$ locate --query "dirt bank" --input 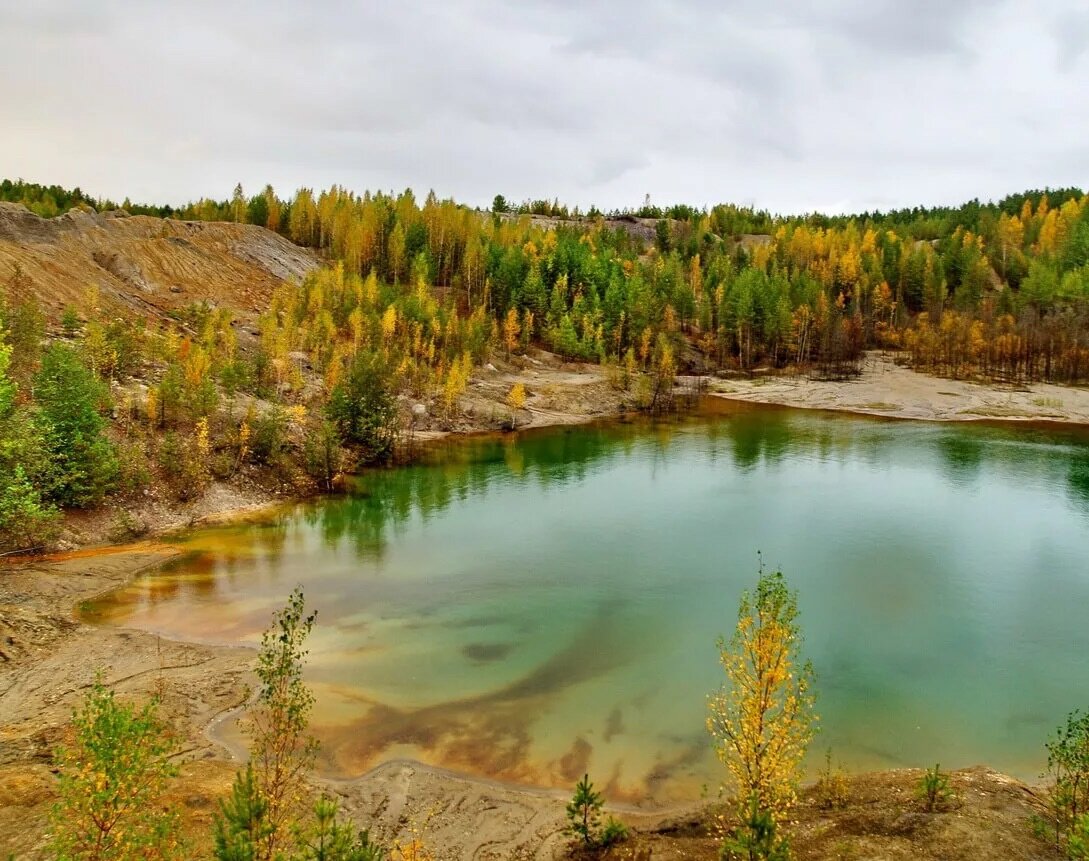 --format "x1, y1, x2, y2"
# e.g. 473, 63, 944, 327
706, 352, 1089, 425
0, 201, 319, 323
